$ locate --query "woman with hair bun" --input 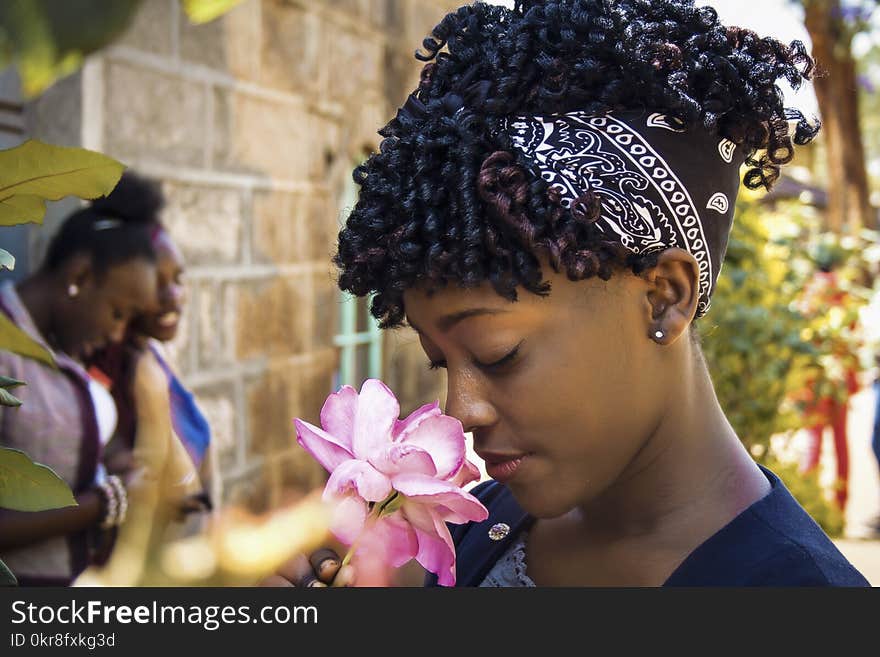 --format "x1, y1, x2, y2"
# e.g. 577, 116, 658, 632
0, 175, 158, 585
280, 0, 869, 586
